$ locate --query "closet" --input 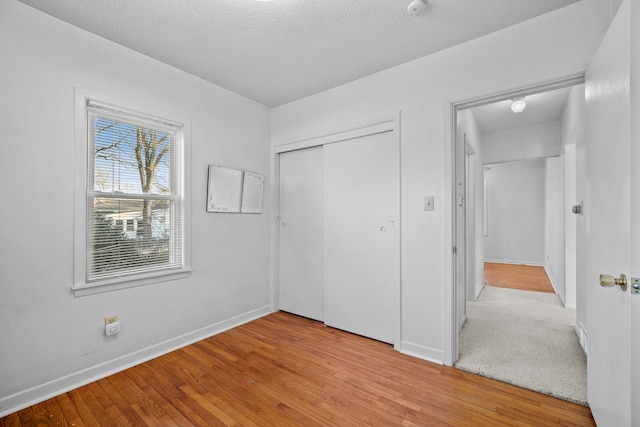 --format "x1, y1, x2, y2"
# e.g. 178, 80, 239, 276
277, 121, 400, 345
